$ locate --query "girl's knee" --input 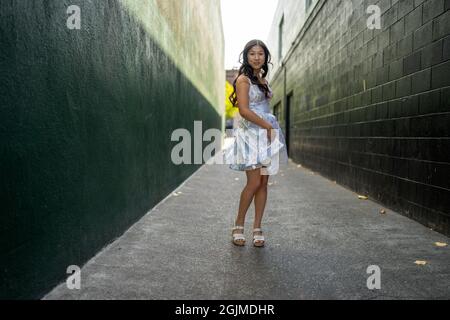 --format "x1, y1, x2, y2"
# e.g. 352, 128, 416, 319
259, 176, 269, 189
247, 181, 261, 192
258, 182, 268, 190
